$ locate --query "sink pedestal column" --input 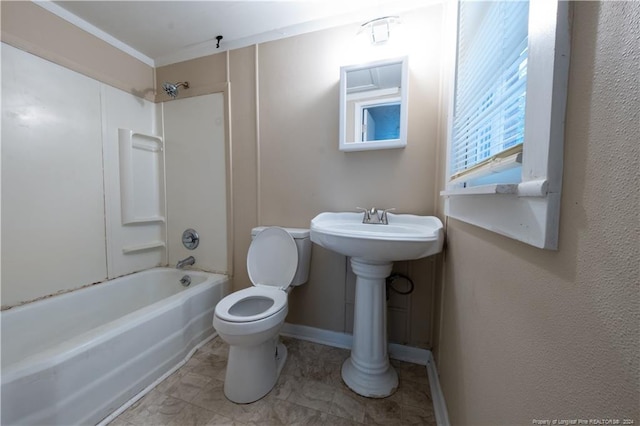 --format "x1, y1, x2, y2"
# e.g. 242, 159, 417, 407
341, 258, 397, 398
